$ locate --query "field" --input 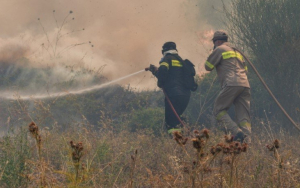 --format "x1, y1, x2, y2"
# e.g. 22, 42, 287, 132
1, 117, 300, 187
1, 0, 300, 187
